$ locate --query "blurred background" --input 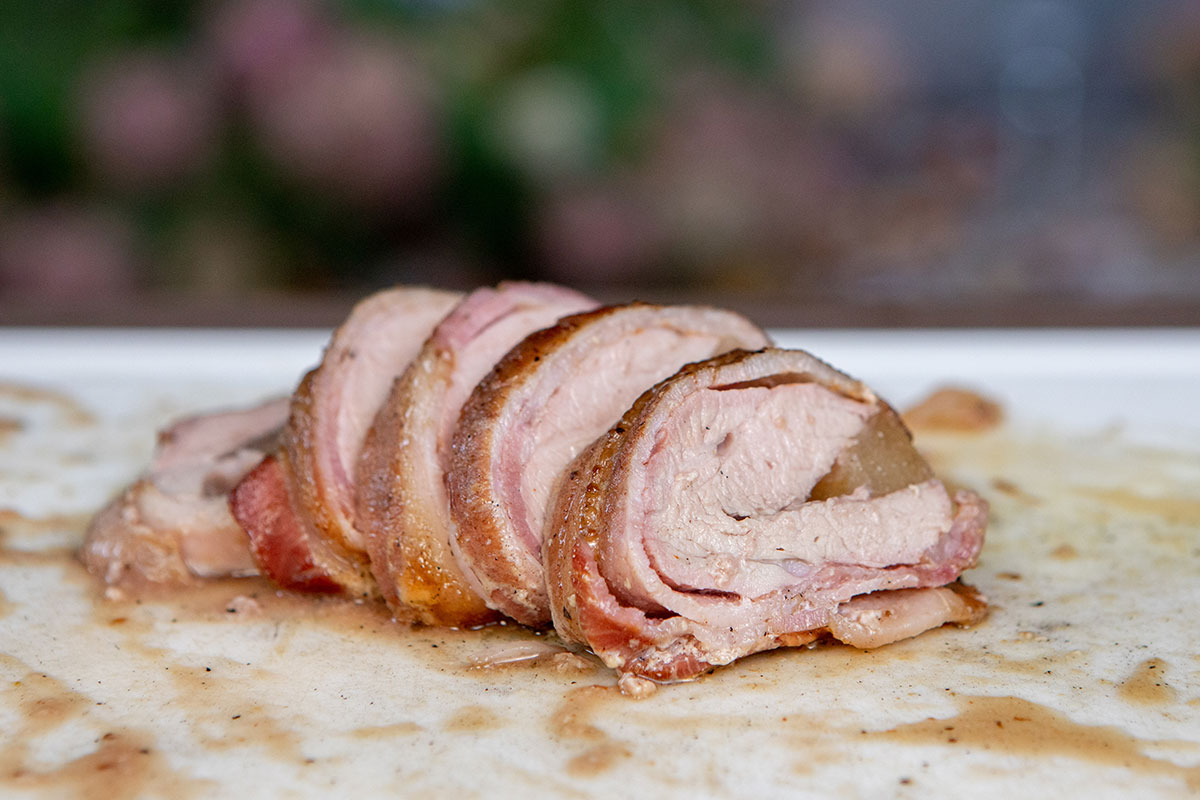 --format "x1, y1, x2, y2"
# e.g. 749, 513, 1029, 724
1, 0, 1198, 326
